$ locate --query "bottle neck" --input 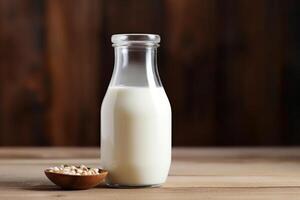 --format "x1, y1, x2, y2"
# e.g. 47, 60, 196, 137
109, 46, 162, 87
